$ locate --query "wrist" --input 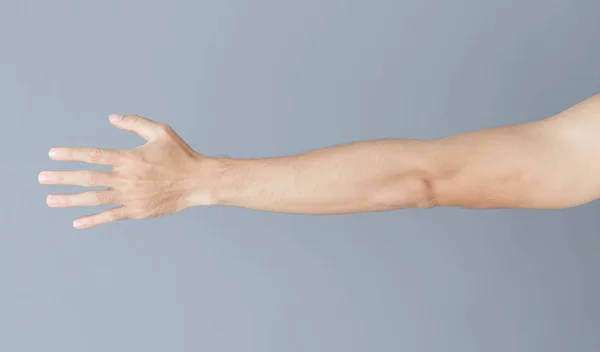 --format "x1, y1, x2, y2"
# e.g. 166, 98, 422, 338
186, 155, 237, 207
